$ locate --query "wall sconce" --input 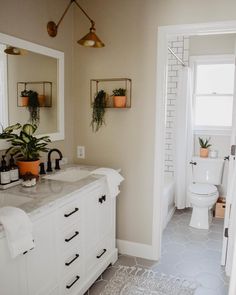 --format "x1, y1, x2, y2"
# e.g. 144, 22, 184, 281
47, 0, 105, 48
4, 46, 27, 55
